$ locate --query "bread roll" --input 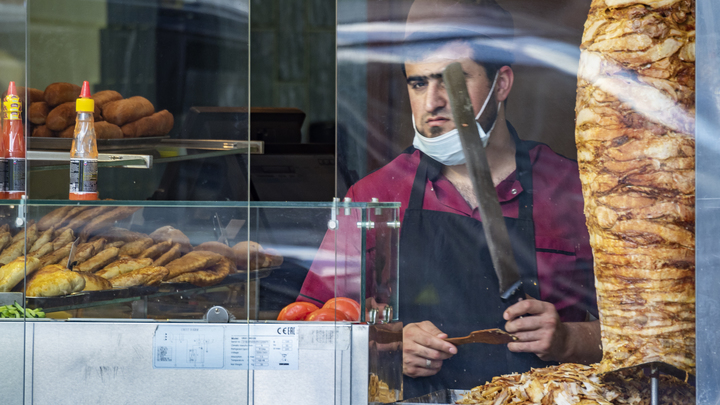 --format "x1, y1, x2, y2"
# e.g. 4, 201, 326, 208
94, 121, 123, 139
103, 96, 154, 127
45, 101, 76, 131
44, 82, 81, 107
32, 125, 55, 138
576, 0, 695, 375
121, 110, 173, 138
28, 102, 50, 125
92, 90, 122, 110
